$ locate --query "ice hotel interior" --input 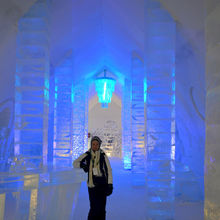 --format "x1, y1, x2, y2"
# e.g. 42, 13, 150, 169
0, 0, 219, 219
